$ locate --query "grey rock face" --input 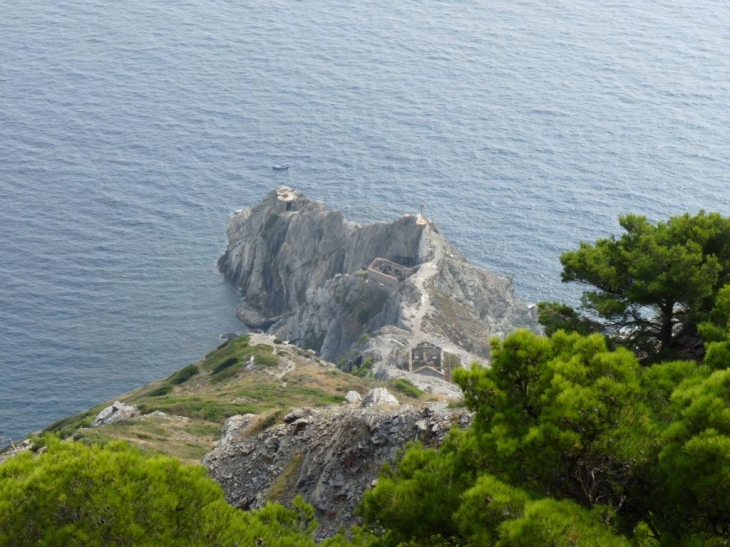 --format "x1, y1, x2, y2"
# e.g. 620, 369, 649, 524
219, 189, 540, 377
360, 388, 399, 408
344, 391, 362, 404
219, 414, 257, 444
92, 401, 139, 427
203, 403, 473, 538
